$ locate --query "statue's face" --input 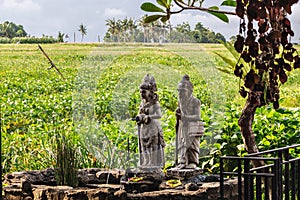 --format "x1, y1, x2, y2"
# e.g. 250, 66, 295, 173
140, 89, 150, 100
178, 87, 191, 101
